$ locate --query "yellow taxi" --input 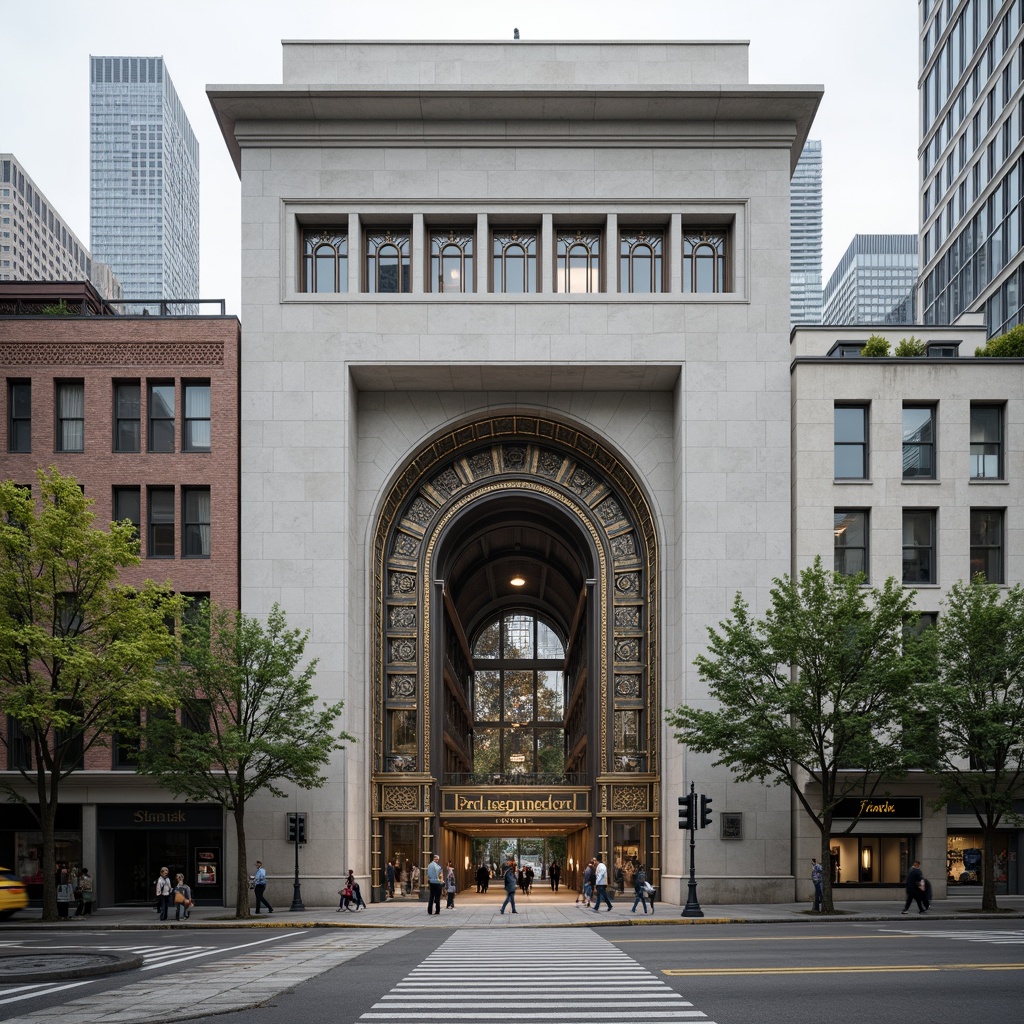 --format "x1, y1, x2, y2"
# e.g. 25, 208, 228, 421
0, 867, 29, 919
